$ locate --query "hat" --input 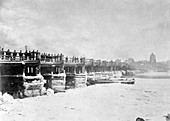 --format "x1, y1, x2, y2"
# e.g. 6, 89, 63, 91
164, 114, 170, 119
